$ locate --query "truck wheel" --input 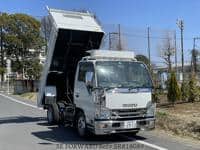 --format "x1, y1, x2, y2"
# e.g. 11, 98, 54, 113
76, 112, 87, 137
47, 104, 60, 124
